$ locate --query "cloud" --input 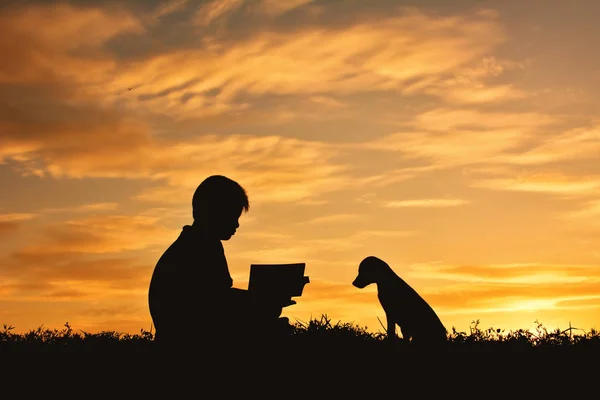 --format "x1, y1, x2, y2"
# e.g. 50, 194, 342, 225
0, 88, 154, 178
133, 135, 349, 204
308, 96, 346, 109
368, 128, 523, 168
0, 291, 152, 334
464, 167, 600, 231
253, 0, 313, 17
366, 109, 558, 169
1, 3, 360, 203
432, 84, 527, 104
44, 202, 121, 214
0, 3, 143, 85
0, 213, 37, 222
561, 200, 600, 228
413, 108, 555, 132
1, 254, 148, 287
347, 166, 442, 188
13, 214, 173, 255
470, 174, 600, 196
193, 0, 244, 26
426, 281, 600, 315
232, 228, 416, 269
0, 213, 37, 237
0, 249, 152, 333
408, 262, 600, 284
302, 214, 360, 225
150, 0, 190, 20
383, 198, 470, 208
501, 124, 600, 166
242, 231, 290, 240
101, 7, 505, 117
555, 297, 600, 310
2, 90, 350, 203
349, 230, 416, 240
0, 211, 161, 330
372, 112, 599, 175
0, 3, 514, 205
408, 56, 528, 104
